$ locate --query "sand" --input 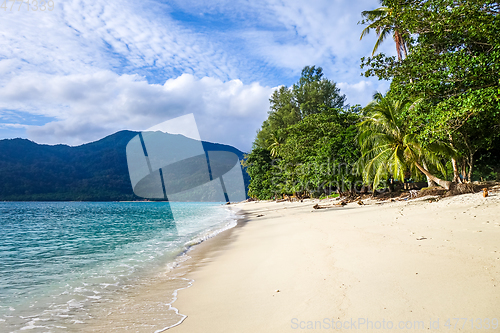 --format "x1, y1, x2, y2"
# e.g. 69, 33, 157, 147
167, 191, 500, 332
